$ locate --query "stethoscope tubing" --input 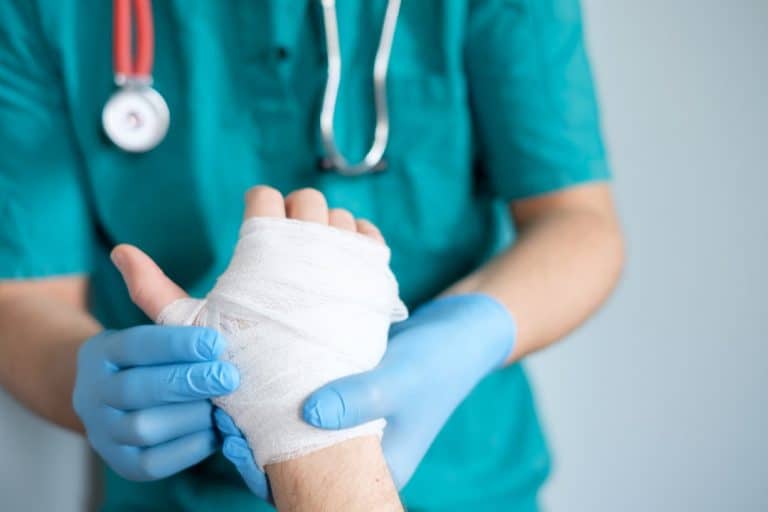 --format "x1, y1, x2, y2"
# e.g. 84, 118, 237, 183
113, 0, 155, 84
103, 0, 168, 152
105, 0, 400, 175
